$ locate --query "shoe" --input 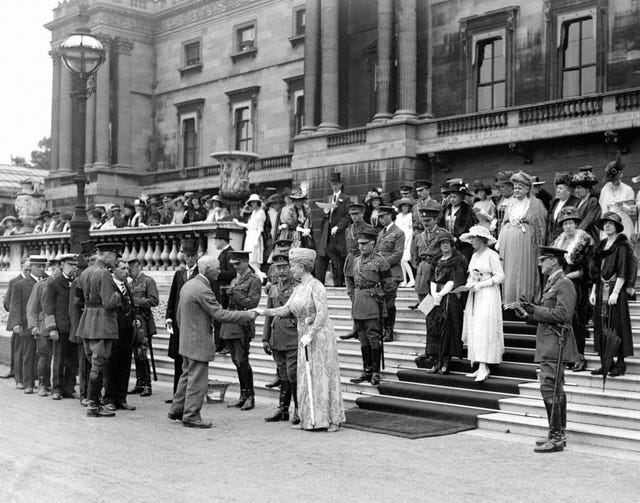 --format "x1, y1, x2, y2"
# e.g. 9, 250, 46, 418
241, 395, 255, 411
406, 281, 415, 288
474, 369, 489, 382
183, 419, 212, 429
466, 369, 479, 378
399, 282, 408, 288
408, 302, 419, 310
103, 403, 117, 412
51, 392, 62, 400
609, 364, 626, 377
228, 391, 248, 408
127, 385, 143, 394
140, 386, 152, 397
38, 386, 48, 397
87, 406, 116, 418
572, 357, 587, 372
80, 398, 92, 407
371, 373, 381, 386
265, 408, 289, 422
265, 378, 281, 389
165, 399, 174, 404
291, 408, 301, 425
217, 348, 230, 356
339, 330, 359, 340
327, 424, 339, 433
168, 410, 183, 421
24, 387, 34, 394
350, 373, 372, 384
16, 383, 24, 390
116, 402, 136, 411
534, 437, 564, 453
590, 367, 604, 375
0, 372, 14, 379
382, 333, 394, 343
